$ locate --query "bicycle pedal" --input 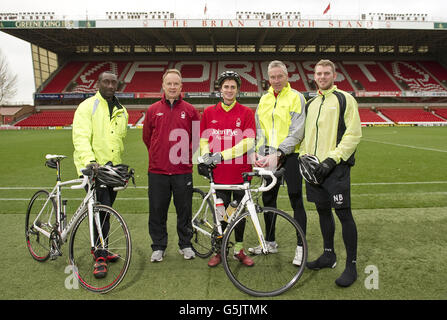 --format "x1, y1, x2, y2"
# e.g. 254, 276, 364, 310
50, 249, 62, 260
